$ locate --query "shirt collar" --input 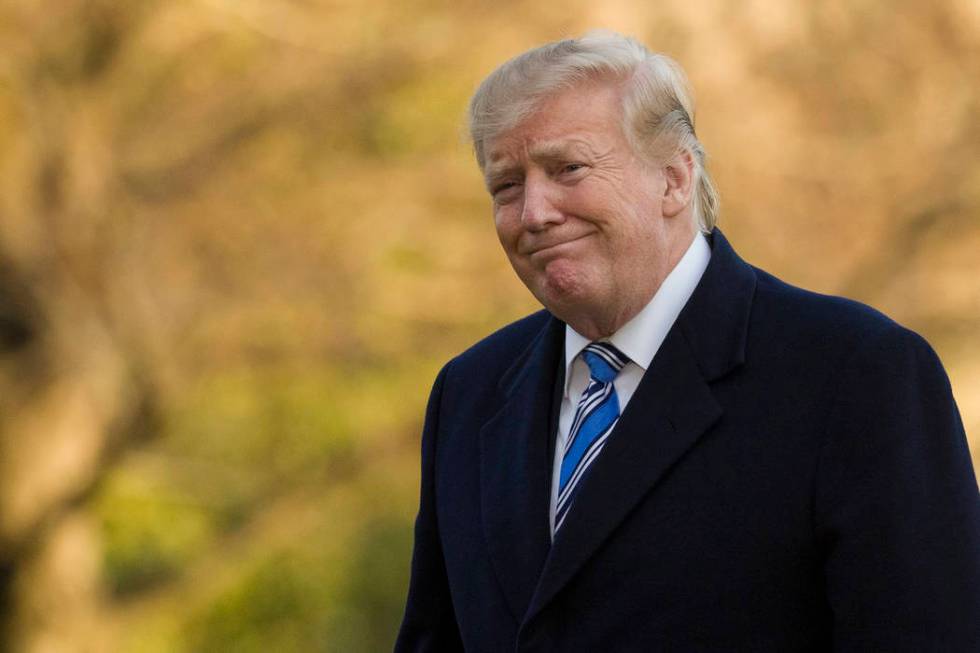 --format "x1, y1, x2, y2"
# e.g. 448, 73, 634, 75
563, 232, 711, 397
